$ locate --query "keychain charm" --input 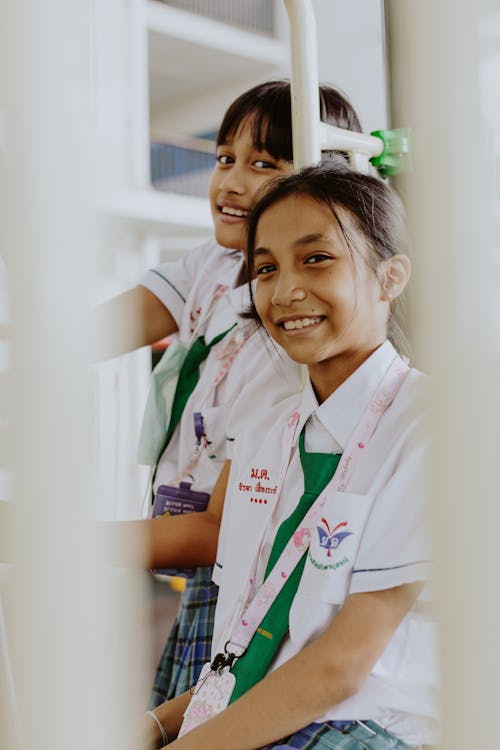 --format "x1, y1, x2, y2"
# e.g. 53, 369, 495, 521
181, 660, 237, 735
193, 411, 207, 448
210, 653, 228, 672
210, 644, 238, 673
